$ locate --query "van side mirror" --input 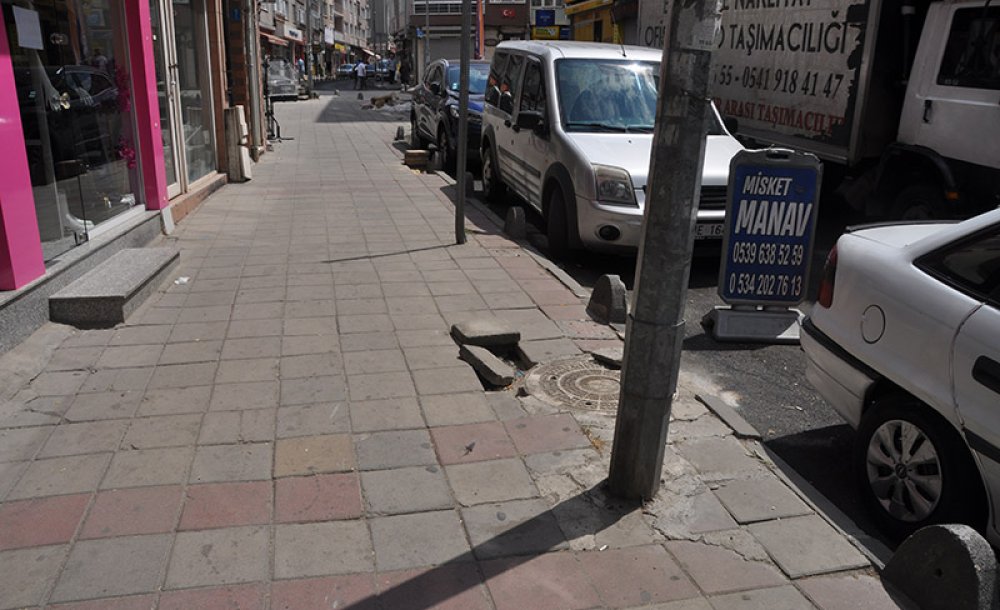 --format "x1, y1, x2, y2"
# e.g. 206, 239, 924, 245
485, 85, 501, 106
516, 110, 546, 136
723, 117, 739, 134
499, 91, 514, 114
